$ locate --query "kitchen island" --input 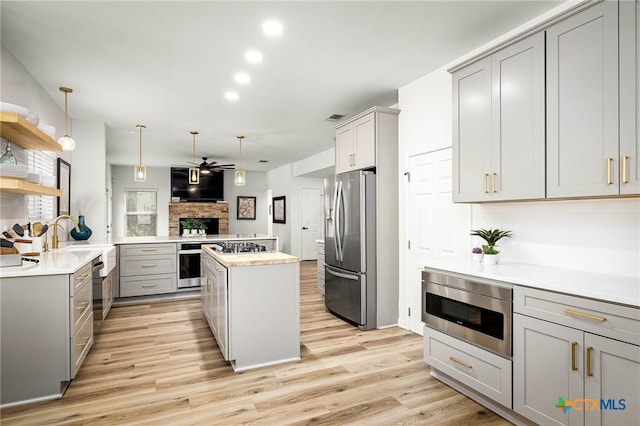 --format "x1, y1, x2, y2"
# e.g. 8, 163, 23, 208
201, 245, 300, 371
